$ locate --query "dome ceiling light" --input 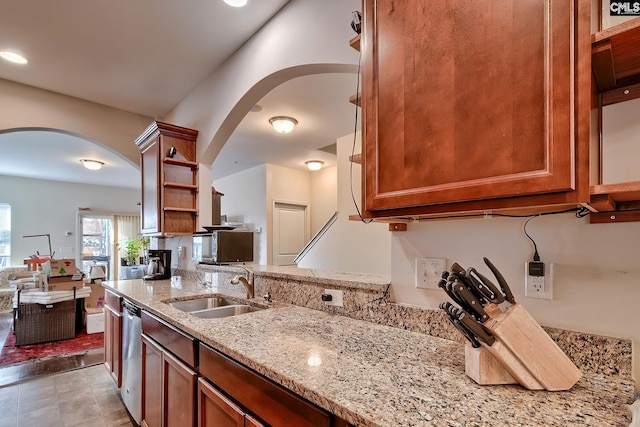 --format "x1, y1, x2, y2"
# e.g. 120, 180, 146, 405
80, 159, 105, 170
269, 116, 298, 134
305, 160, 324, 171
223, 0, 248, 7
